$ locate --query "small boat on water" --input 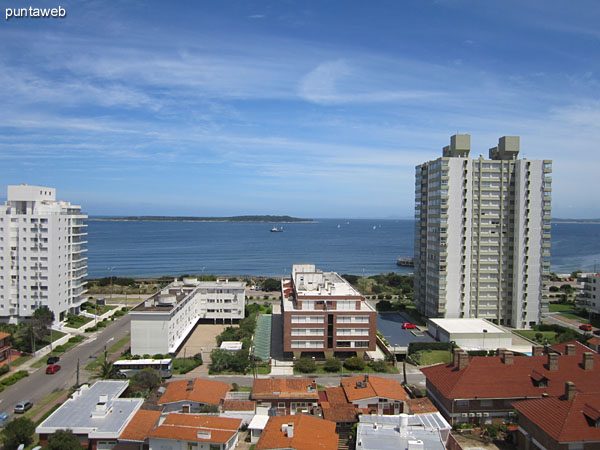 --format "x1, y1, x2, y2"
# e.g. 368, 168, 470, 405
396, 257, 414, 267
270, 226, 283, 232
